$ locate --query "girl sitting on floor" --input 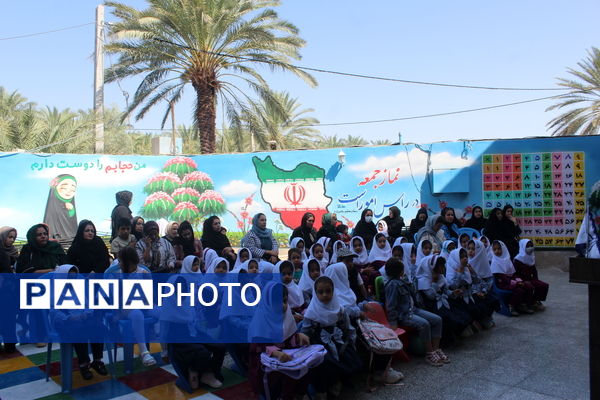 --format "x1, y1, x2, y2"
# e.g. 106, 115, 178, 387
287, 248, 304, 283
309, 242, 328, 273
513, 239, 549, 311
276, 260, 305, 320
298, 258, 321, 304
